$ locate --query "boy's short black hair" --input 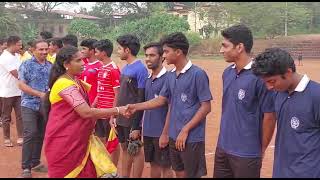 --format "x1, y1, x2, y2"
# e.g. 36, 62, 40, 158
62, 34, 78, 47
221, 24, 253, 53
252, 48, 296, 77
143, 42, 163, 56
160, 32, 189, 55
40, 31, 53, 40
93, 39, 113, 57
80, 38, 98, 50
48, 37, 63, 49
116, 34, 140, 56
7, 36, 21, 46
